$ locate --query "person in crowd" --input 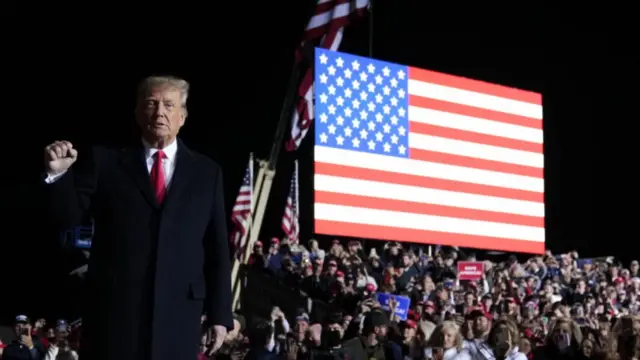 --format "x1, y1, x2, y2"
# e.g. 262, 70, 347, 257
44, 320, 78, 360
424, 320, 471, 359
1, 315, 46, 360
42, 75, 233, 360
